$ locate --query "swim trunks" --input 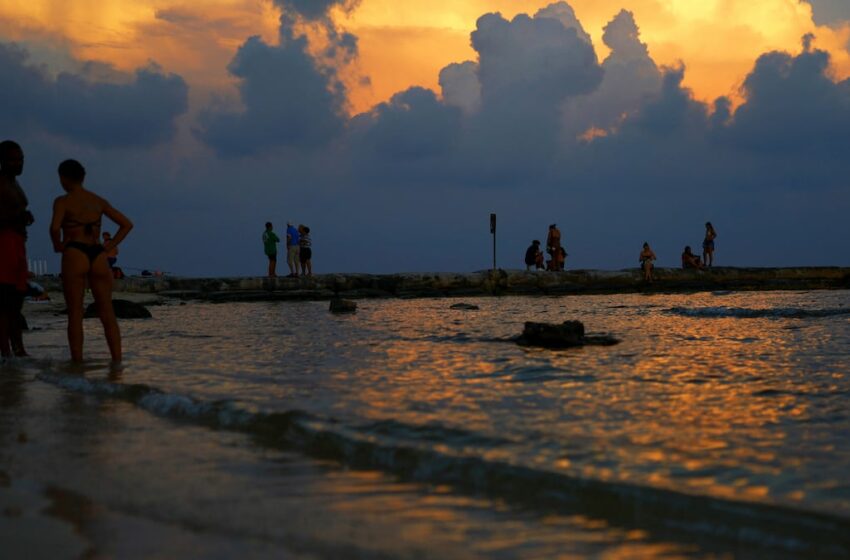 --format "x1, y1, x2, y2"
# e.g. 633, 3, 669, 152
0, 229, 28, 291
